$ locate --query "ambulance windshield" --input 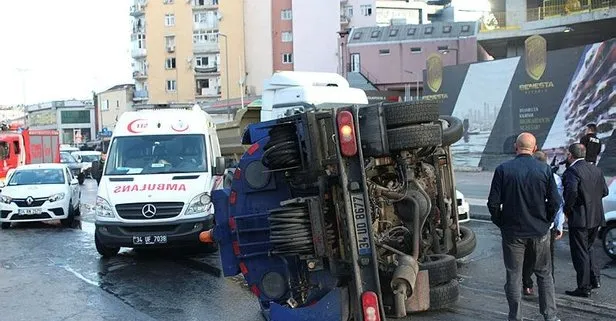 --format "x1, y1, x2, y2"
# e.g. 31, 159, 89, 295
105, 134, 207, 175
